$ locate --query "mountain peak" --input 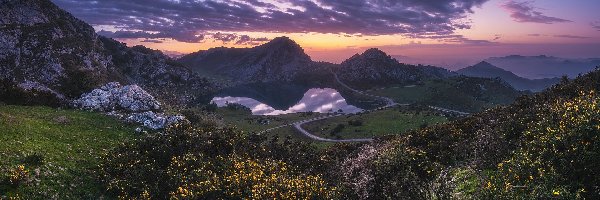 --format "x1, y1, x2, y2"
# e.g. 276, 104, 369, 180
362, 48, 389, 59
261, 36, 300, 48
269, 36, 296, 44
473, 61, 496, 68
